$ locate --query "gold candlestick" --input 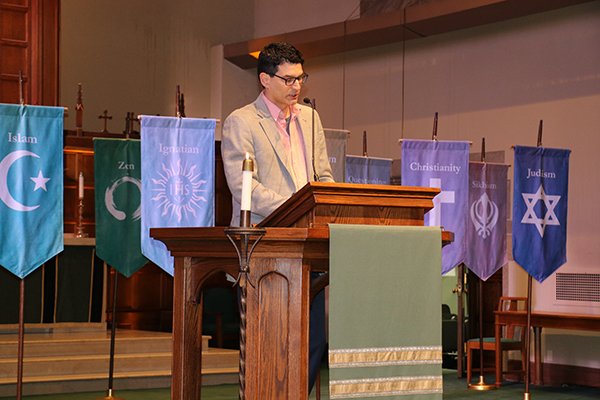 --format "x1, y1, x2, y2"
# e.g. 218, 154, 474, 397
75, 197, 88, 238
